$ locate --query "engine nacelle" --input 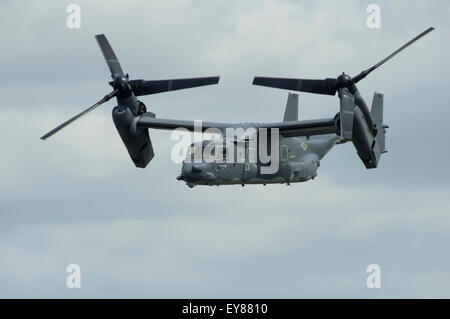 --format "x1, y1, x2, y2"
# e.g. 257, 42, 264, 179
112, 106, 154, 168
352, 107, 381, 169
